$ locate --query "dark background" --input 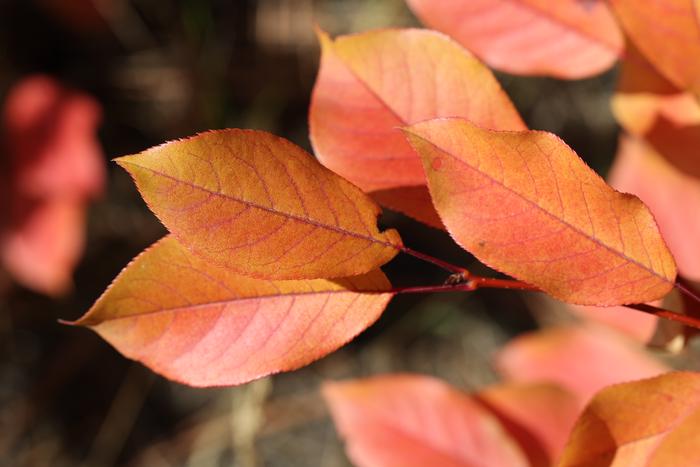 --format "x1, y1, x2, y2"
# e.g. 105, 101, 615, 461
0, 1, 621, 465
